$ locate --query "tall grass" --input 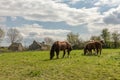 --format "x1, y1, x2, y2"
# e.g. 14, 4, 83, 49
0, 49, 120, 80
